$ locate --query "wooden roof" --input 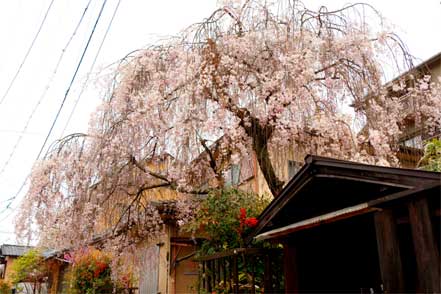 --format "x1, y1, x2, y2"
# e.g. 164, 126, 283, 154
249, 155, 440, 242
0, 244, 33, 257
